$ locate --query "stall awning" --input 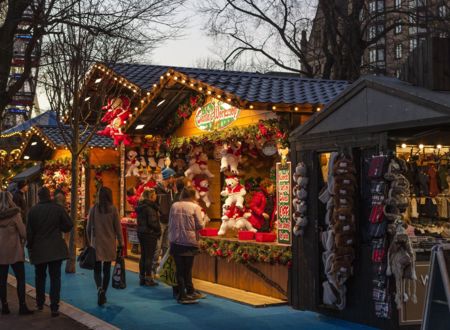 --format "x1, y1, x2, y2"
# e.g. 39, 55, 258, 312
12, 163, 43, 182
